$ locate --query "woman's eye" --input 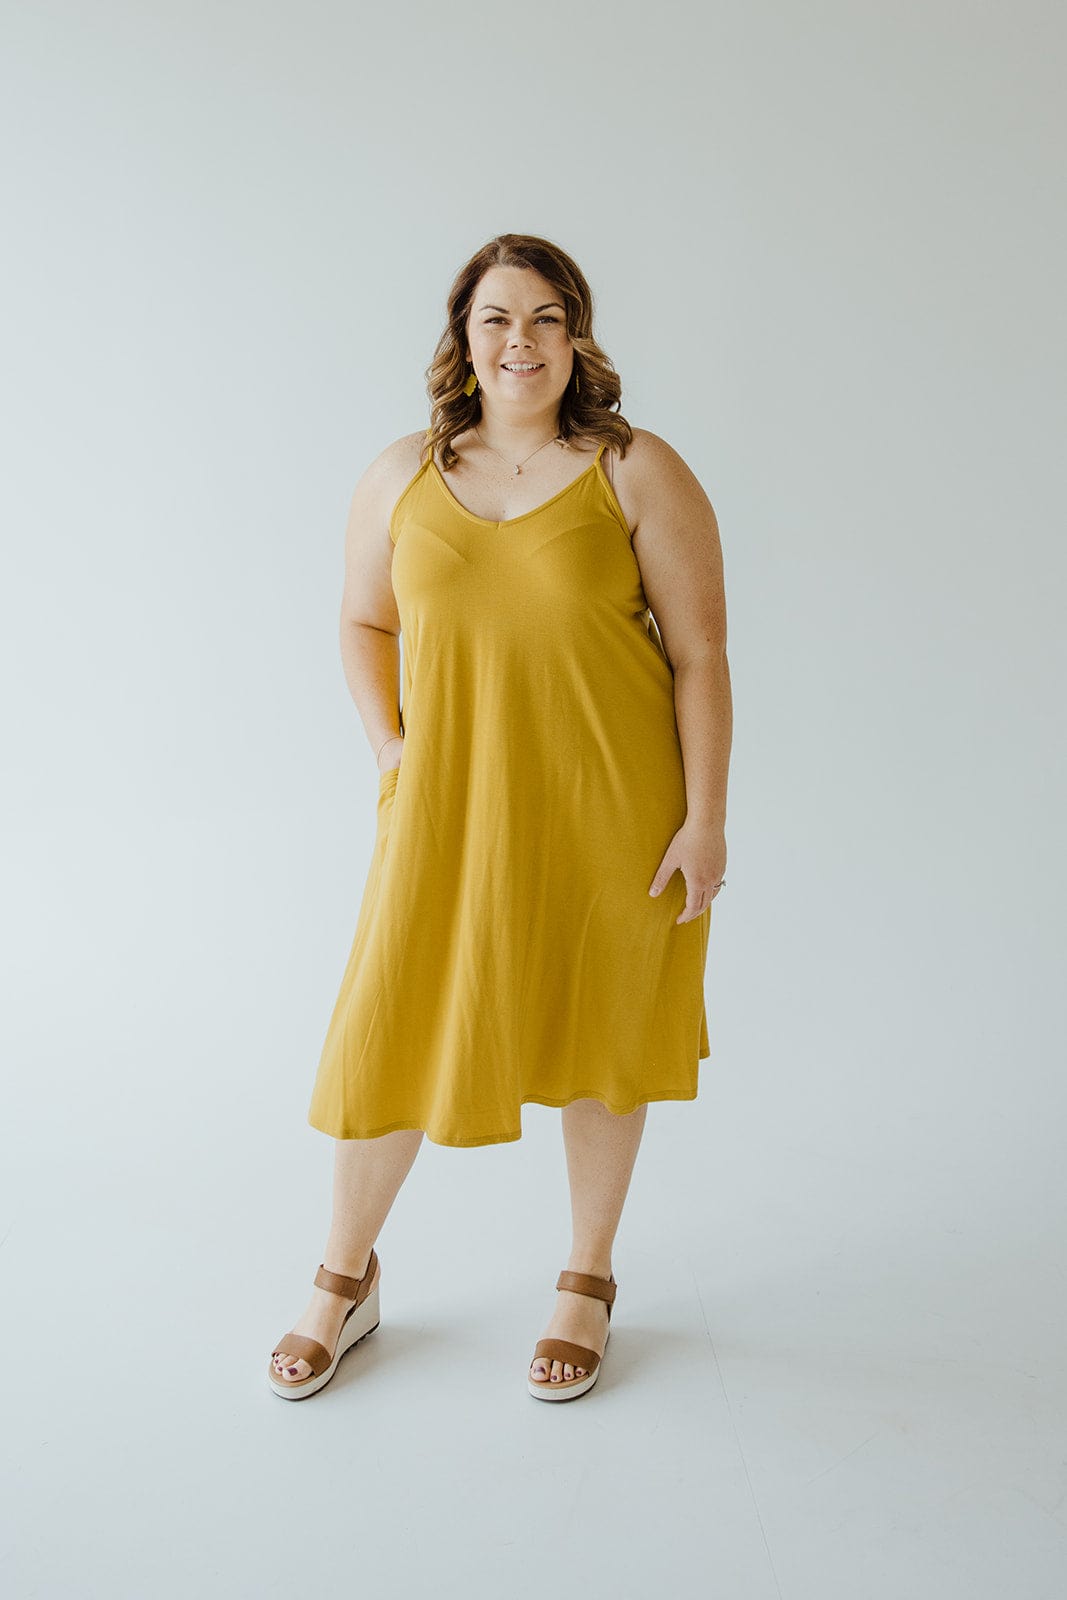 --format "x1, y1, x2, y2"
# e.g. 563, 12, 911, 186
484, 316, 559, 324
